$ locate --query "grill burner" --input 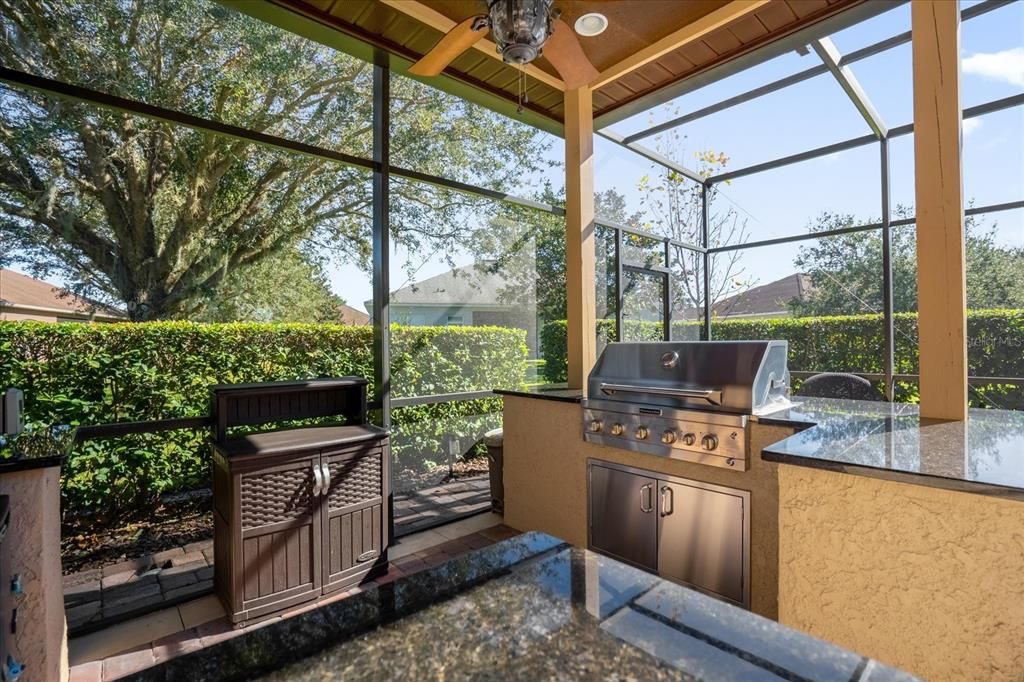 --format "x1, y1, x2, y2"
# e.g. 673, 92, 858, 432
583, 341, 790, 470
